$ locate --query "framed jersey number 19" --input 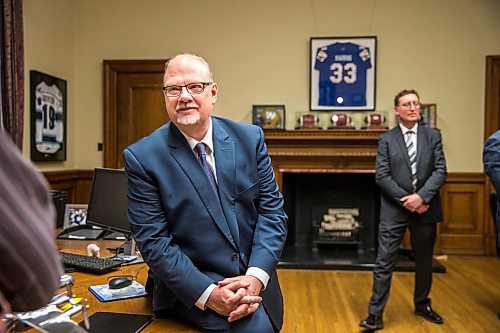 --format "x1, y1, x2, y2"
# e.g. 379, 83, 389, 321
310, 36, 376, 111
30, 71, 67, 162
